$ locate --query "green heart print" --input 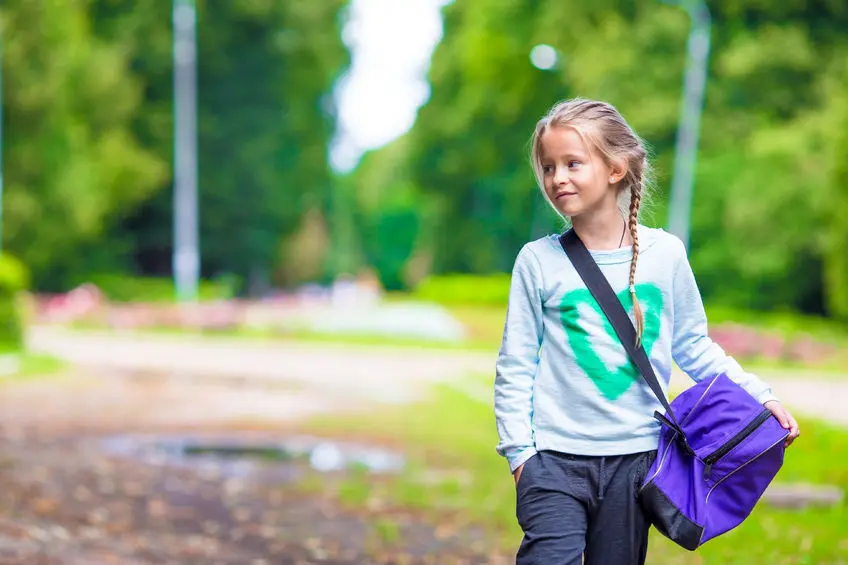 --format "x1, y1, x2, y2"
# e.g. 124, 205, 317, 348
559, 283, 663, 401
